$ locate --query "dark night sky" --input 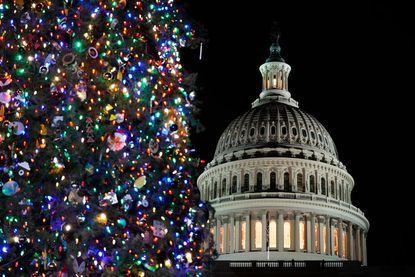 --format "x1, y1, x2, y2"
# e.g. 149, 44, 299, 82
181, 1, 414, 267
